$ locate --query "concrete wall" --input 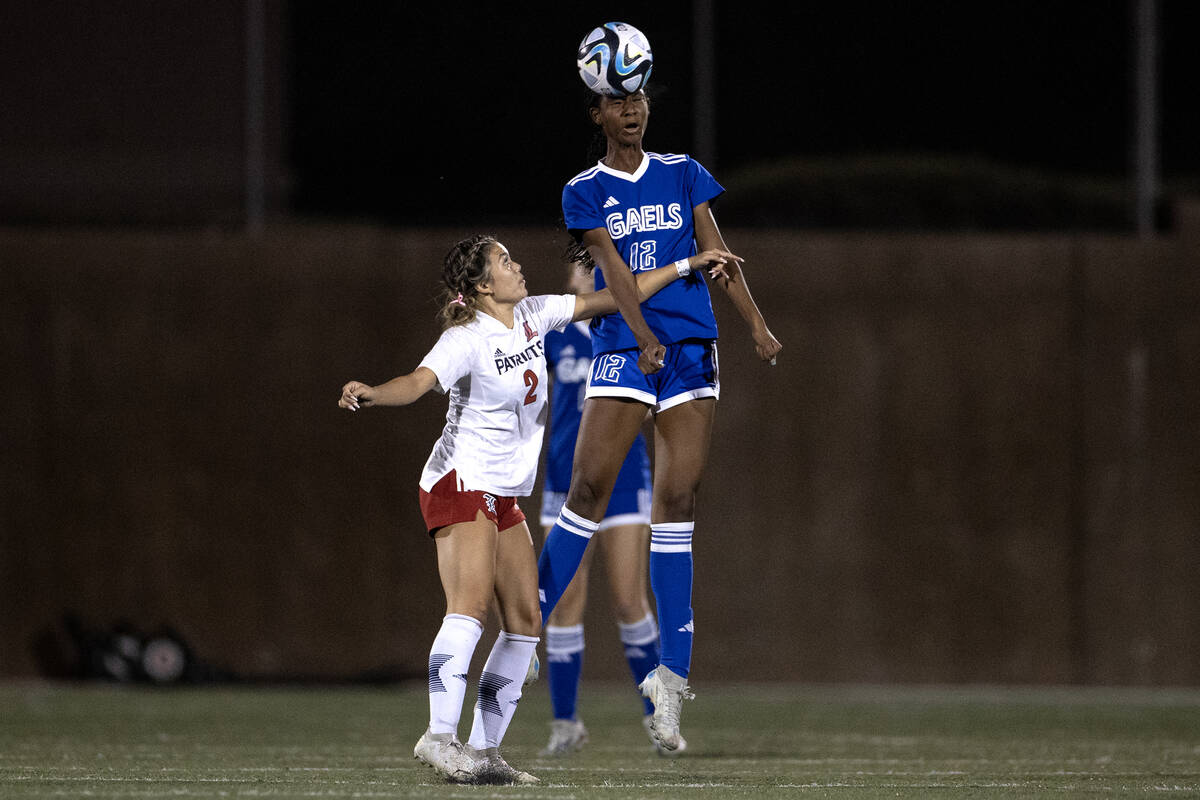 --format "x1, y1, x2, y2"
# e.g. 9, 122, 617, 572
2, 222, 1197, 684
